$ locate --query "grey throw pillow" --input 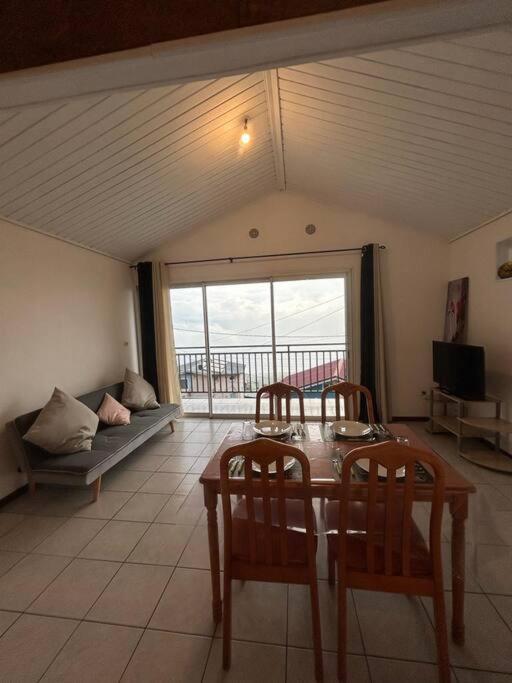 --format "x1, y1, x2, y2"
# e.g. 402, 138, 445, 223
23, 387, 99, 454
122, 368, 160, 410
